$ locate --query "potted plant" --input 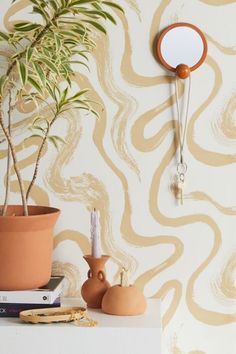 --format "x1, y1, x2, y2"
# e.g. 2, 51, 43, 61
0, 0, 123, 290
